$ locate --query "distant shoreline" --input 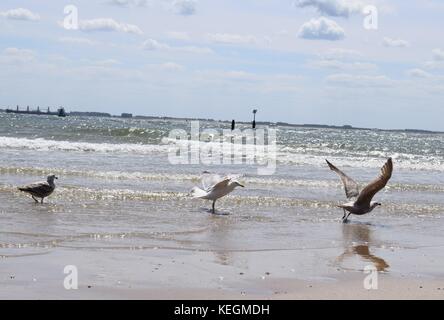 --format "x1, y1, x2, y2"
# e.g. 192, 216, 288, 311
0, 108, 442, 134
